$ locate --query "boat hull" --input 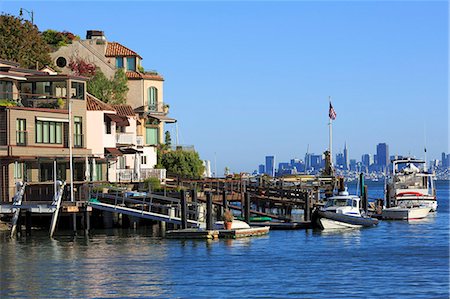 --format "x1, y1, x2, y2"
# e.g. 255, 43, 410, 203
396, 198, 437, 212
313, 210, 379, 230
381, 206, 430, 220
